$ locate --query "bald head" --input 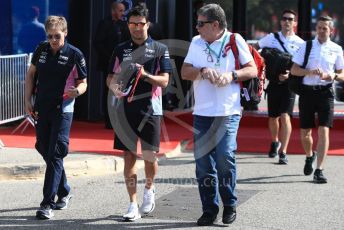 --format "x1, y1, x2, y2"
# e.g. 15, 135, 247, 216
111, 2, 125, 21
